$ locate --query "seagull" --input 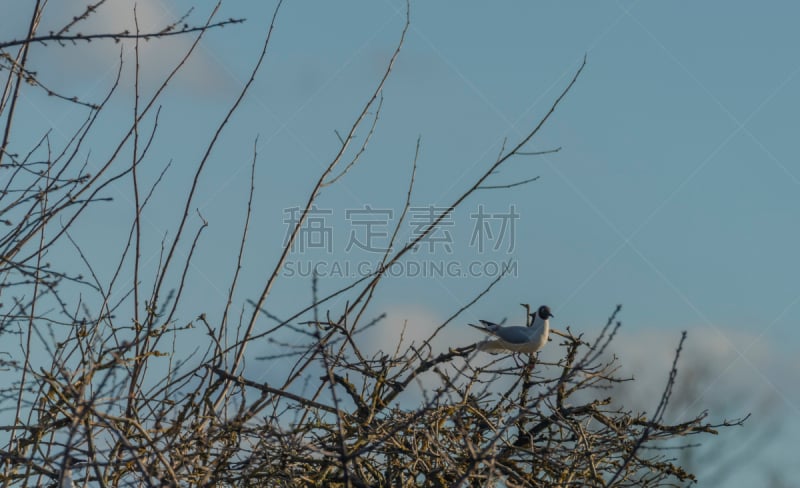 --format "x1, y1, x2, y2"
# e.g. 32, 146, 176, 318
469, 305, 553, 353
55, 454, 84, 488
